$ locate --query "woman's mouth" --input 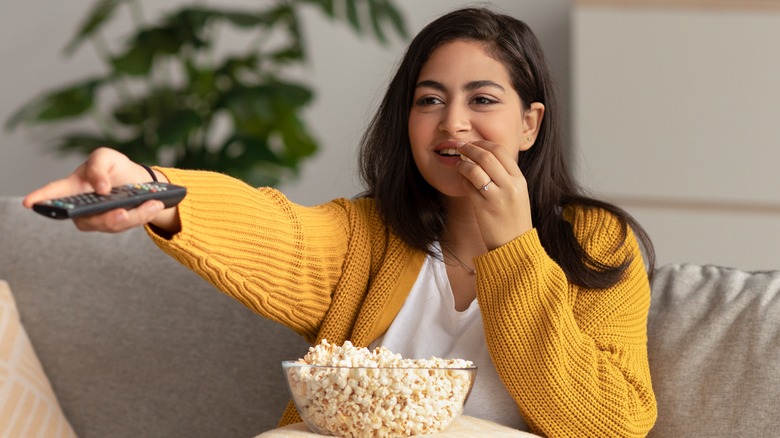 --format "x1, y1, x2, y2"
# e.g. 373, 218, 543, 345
433, 144, 468, 166
437, 148, 461, 157
435, 141, 474, 164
